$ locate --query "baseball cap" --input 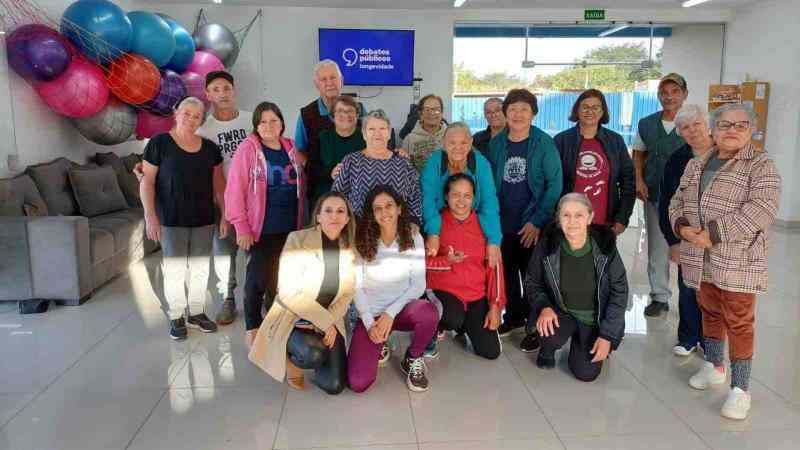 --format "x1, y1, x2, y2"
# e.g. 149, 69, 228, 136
659, 73, 687, 91
205, 70, 235, 88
